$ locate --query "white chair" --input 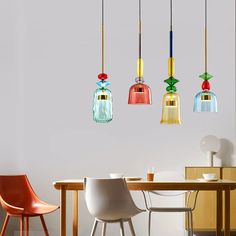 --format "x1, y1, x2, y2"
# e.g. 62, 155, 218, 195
142, 171, 199, 236
84, 178, 145, 236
